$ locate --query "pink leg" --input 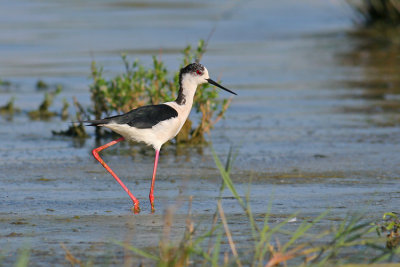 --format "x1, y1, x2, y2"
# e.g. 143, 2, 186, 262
92, 137, 140, 213
149, 150, 160, 213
